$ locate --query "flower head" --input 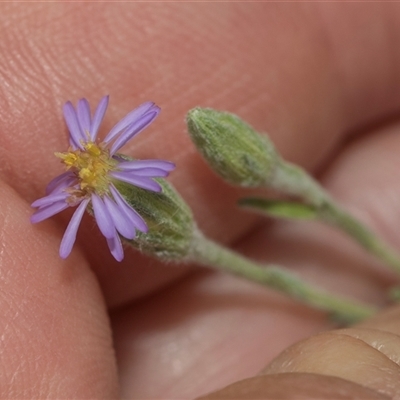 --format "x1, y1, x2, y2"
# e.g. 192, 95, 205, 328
31, 96, 175, 261
186, 107, 278, 187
